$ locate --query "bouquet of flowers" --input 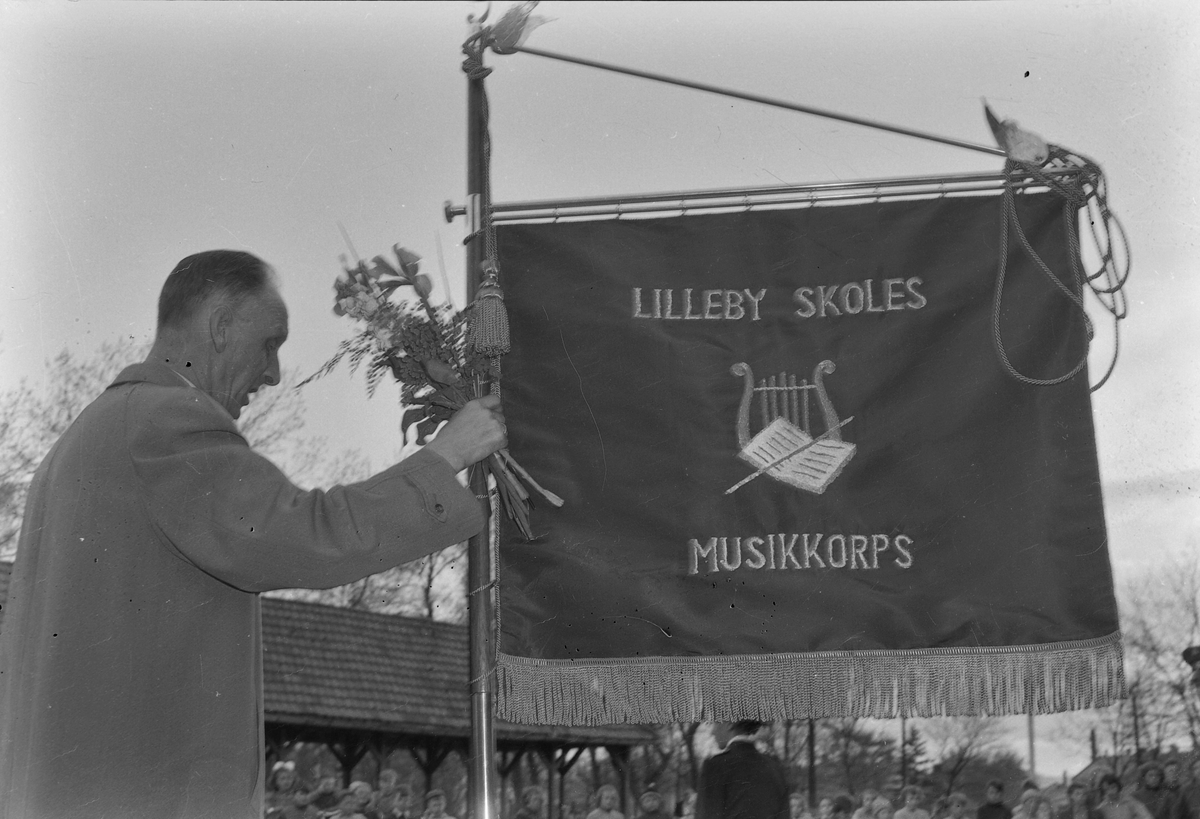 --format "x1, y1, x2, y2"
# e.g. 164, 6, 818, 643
302, 244, 561, 539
